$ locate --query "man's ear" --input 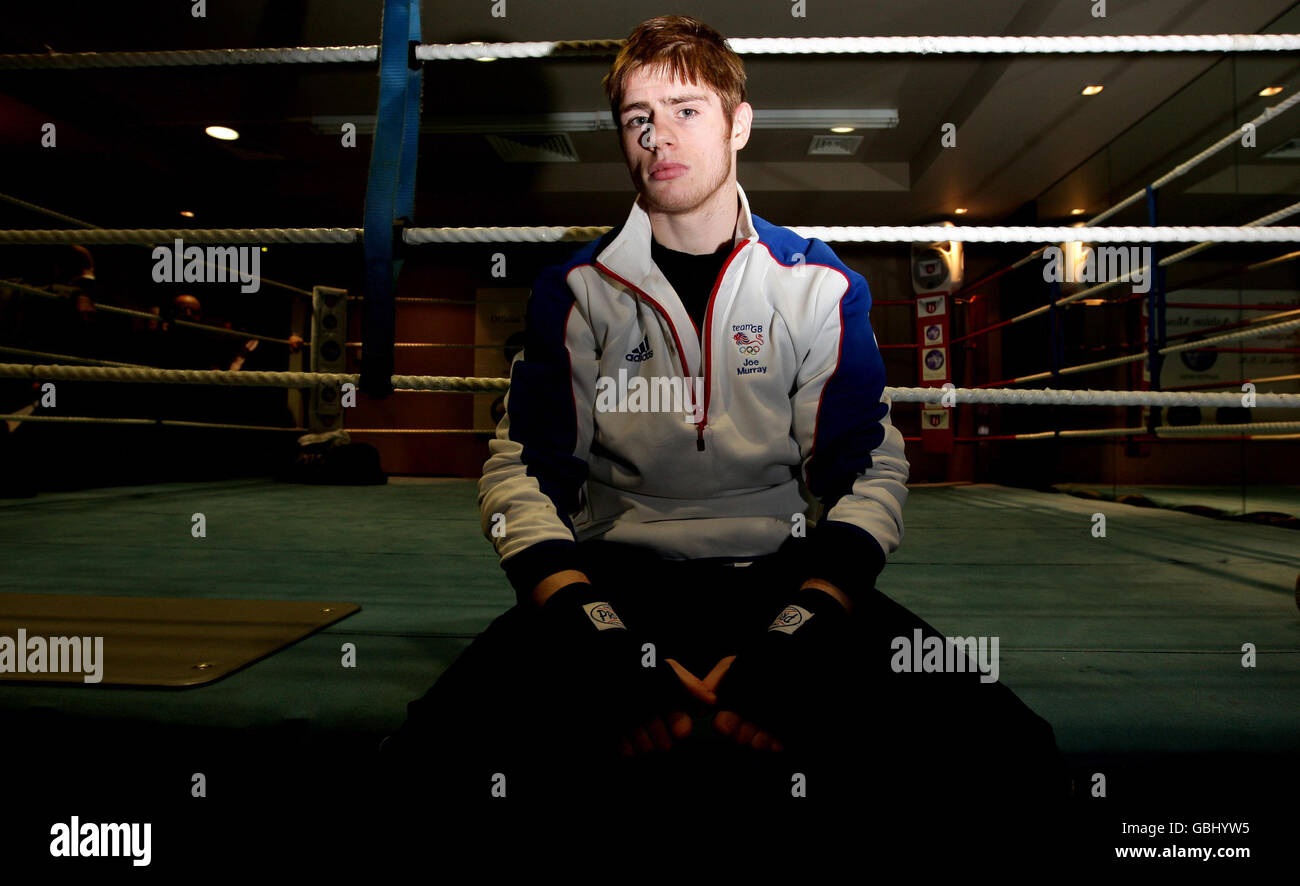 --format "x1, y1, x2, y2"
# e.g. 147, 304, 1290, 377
731, 102, 754, 151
